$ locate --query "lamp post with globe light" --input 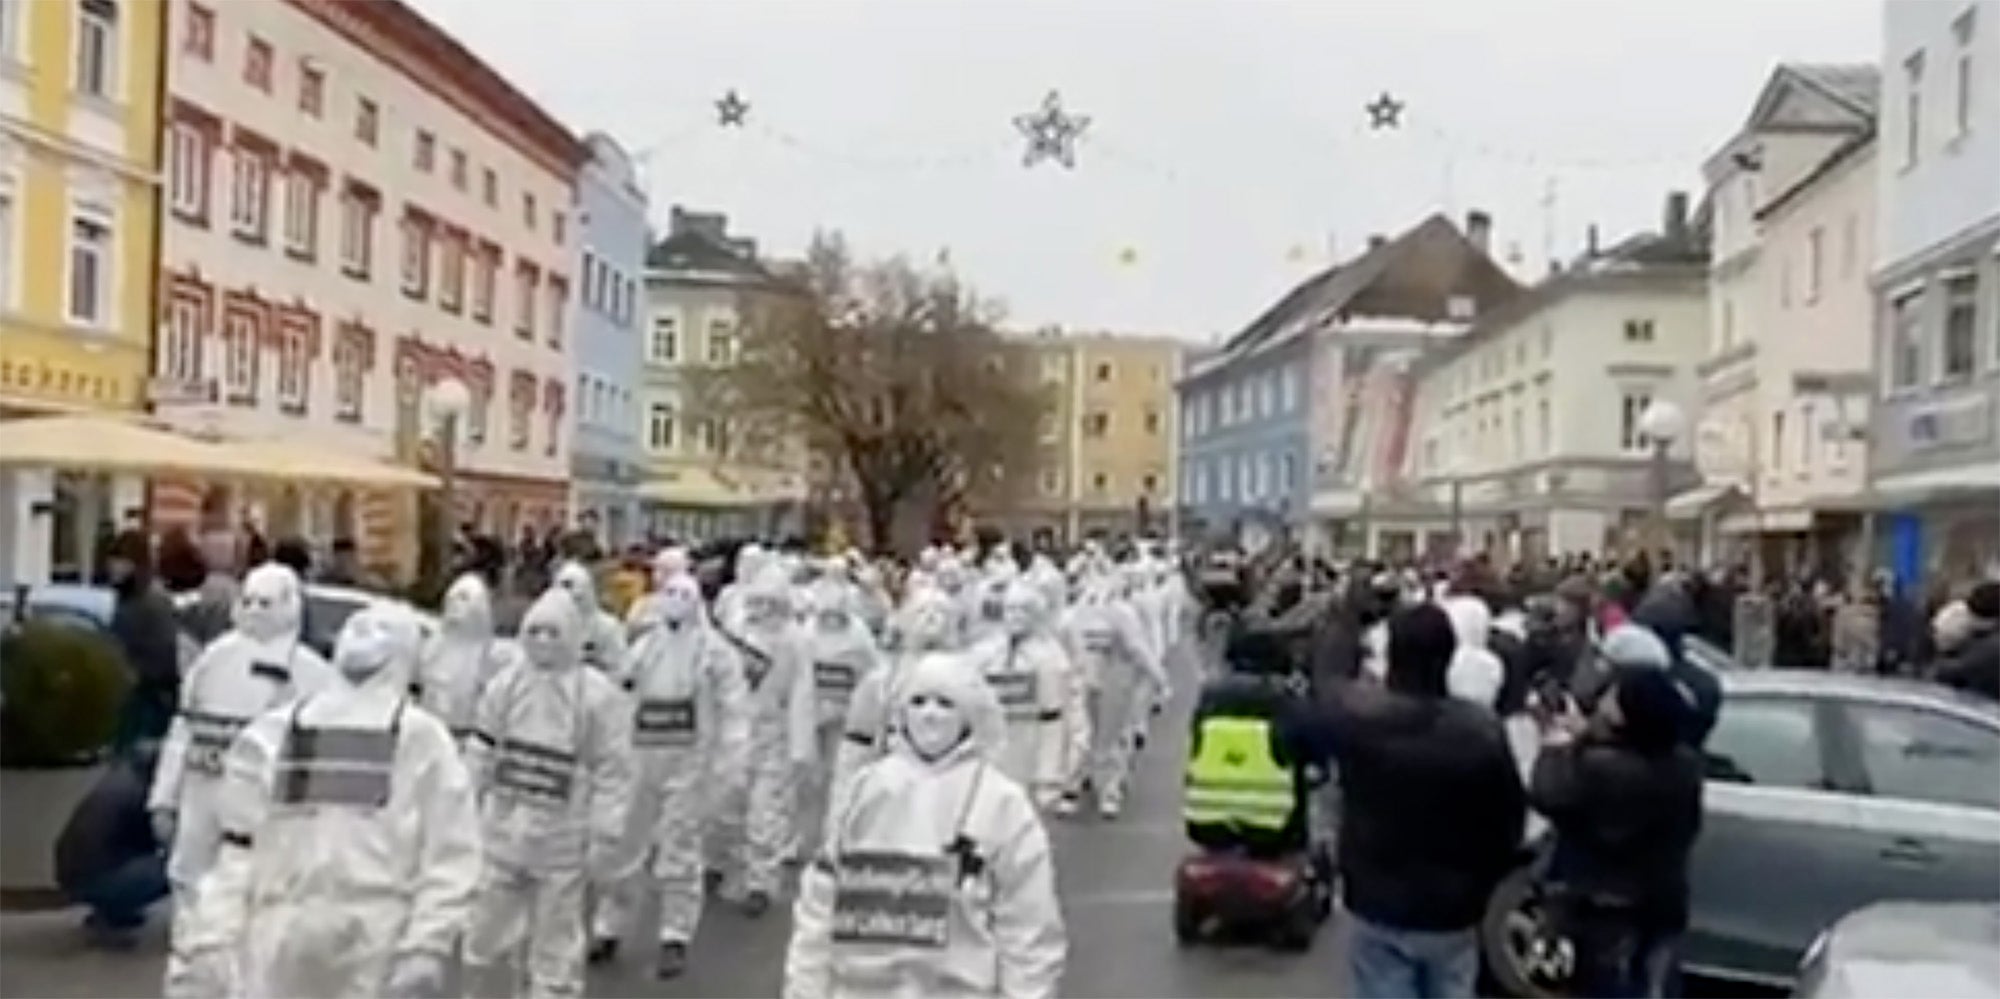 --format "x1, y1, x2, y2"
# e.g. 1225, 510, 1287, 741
424, 377, 471, 588
1639, 399, 1687, 559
